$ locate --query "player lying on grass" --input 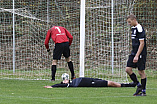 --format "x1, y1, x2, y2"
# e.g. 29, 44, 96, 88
44, 76, 136, 88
